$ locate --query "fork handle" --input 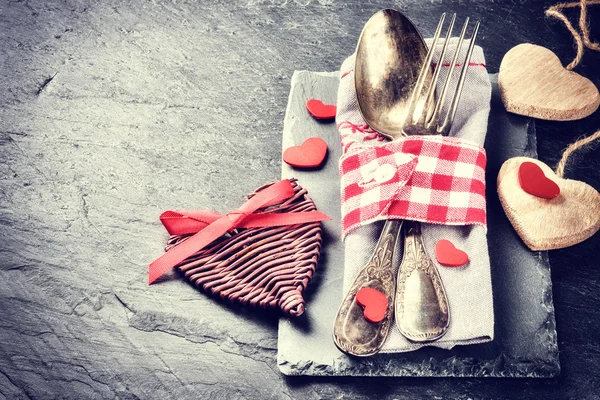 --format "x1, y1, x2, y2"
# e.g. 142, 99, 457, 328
395, 220, 449, 342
